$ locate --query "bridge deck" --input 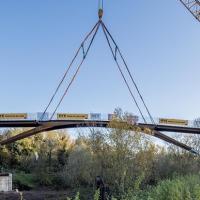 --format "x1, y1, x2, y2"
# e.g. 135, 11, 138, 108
0, 120, 198, 154
0, 120, 200, 134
